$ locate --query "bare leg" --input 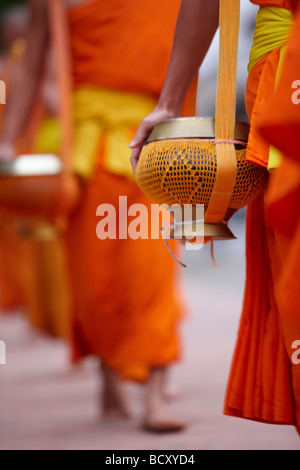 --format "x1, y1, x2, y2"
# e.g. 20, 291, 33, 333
100, 363, 131, 420
142, 367, 187, 433
162, 368, 183, 402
